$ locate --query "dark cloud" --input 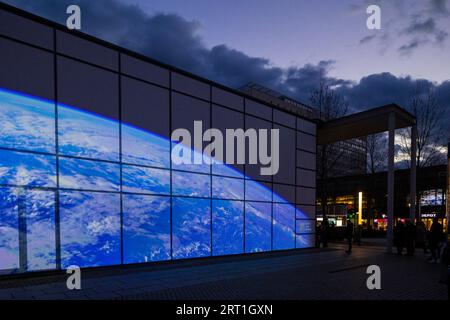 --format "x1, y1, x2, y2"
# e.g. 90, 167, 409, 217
338, 73, 416, 111
435, 29, 449, 43
398, 39, 428, 55
403, 15, 448, 44
4, 0, 287, 90
359, 34, 377, 45
3, 0, 450, 119
206, 45, 284, 89
428, 0, 450, 15
336, 73, 450, 116
283, 61, 353, 103
405, 17, 437, 34
397, 1, 450, 54
398, 14, 448, 54
356, 1, 449, 55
